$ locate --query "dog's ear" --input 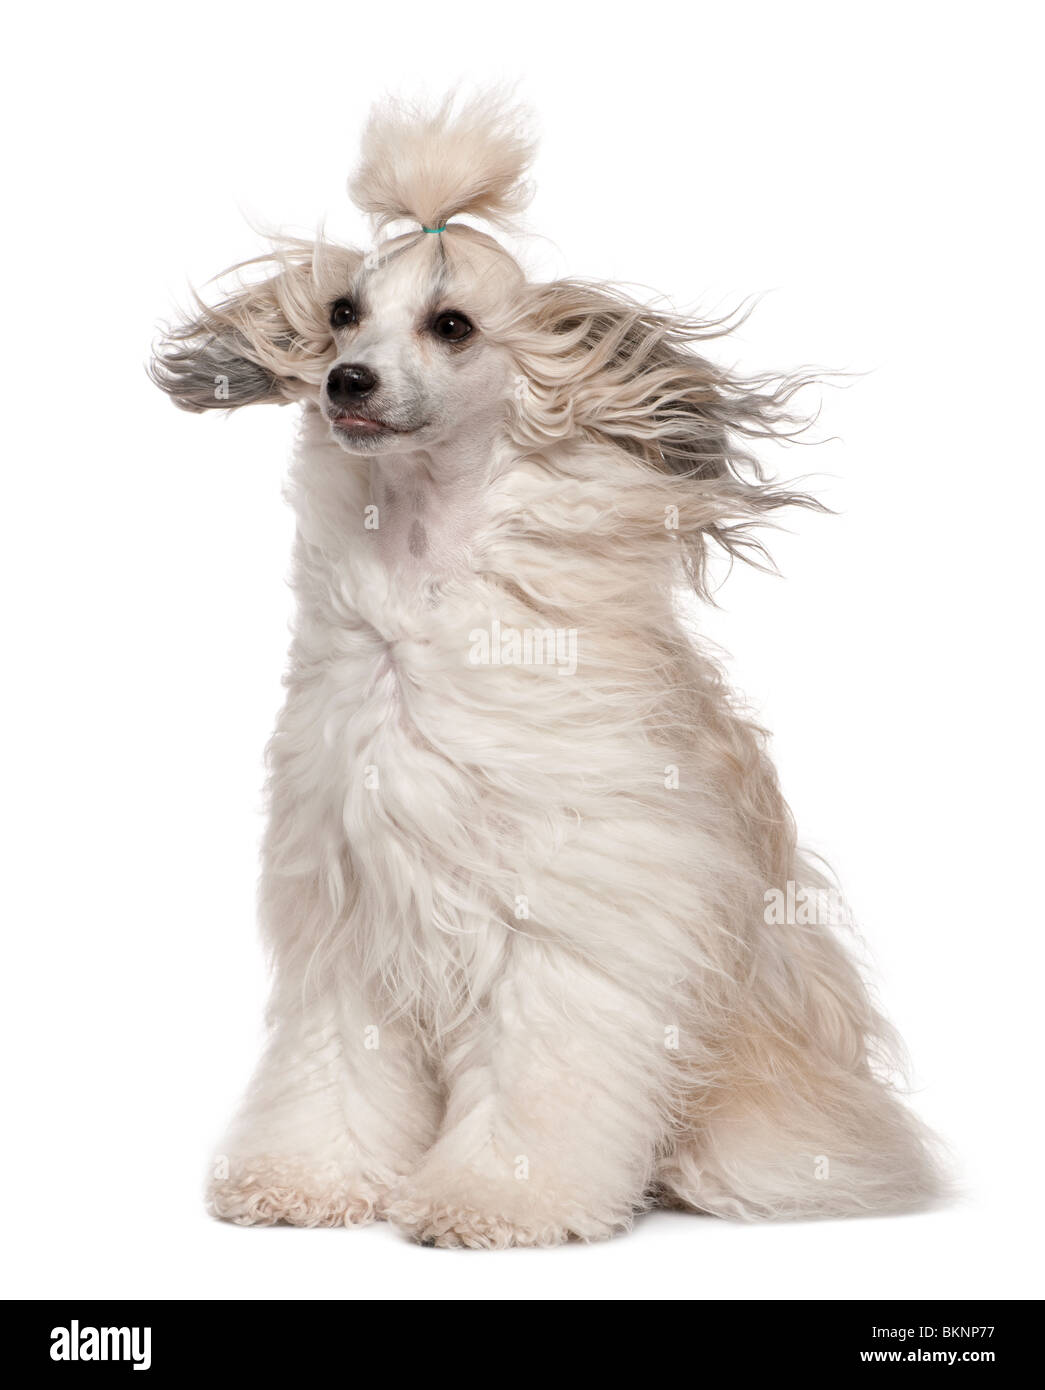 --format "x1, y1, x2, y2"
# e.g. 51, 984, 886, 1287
507, 280, 823, 592
151, 240, 361, 413
513, 279, 816, 482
